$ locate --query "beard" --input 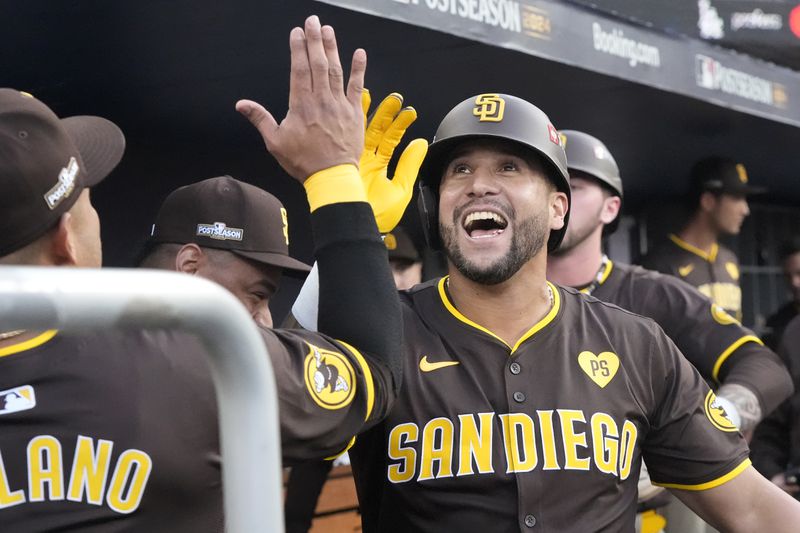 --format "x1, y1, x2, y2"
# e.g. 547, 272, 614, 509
550, 209, 602, 257
440, 201, 547, 285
